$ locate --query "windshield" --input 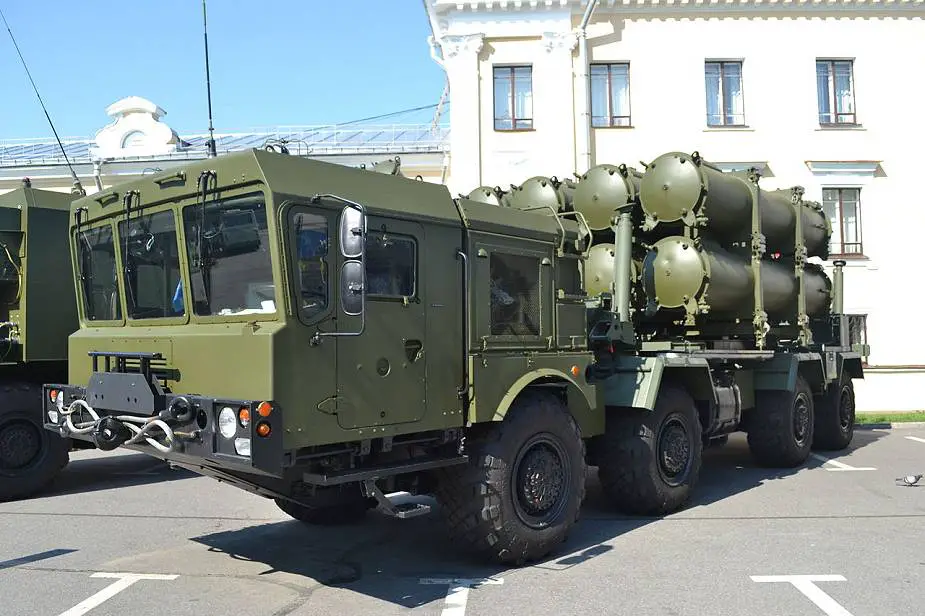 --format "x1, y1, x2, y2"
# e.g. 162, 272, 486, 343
182, 192, 275, 316
76, 224, 122, 321
118, 209, 184, 319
